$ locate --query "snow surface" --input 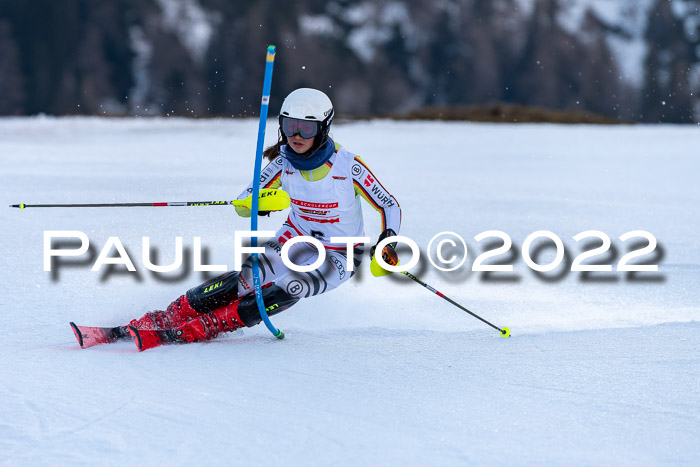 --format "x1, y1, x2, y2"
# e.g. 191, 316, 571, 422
1, 117, 698, 465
